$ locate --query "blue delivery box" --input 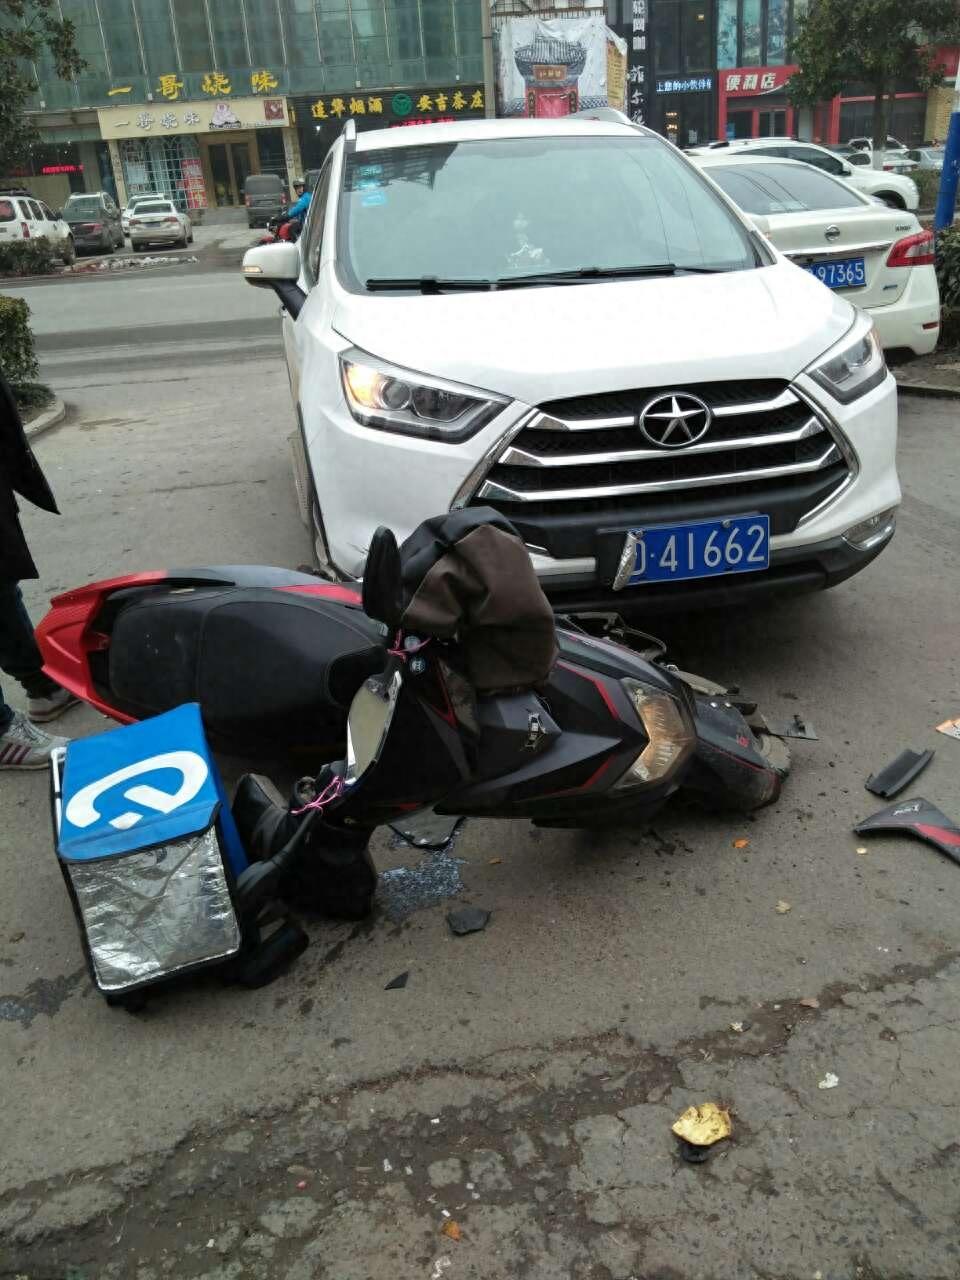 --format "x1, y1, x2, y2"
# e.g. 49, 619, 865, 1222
52, 703, 248, 1000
